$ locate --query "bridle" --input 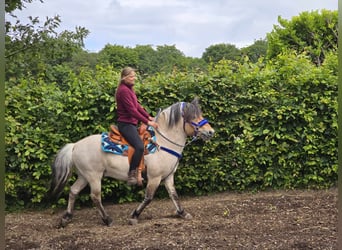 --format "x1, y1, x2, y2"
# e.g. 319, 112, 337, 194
189, 119, 209, 137
154, 102, 209, 148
